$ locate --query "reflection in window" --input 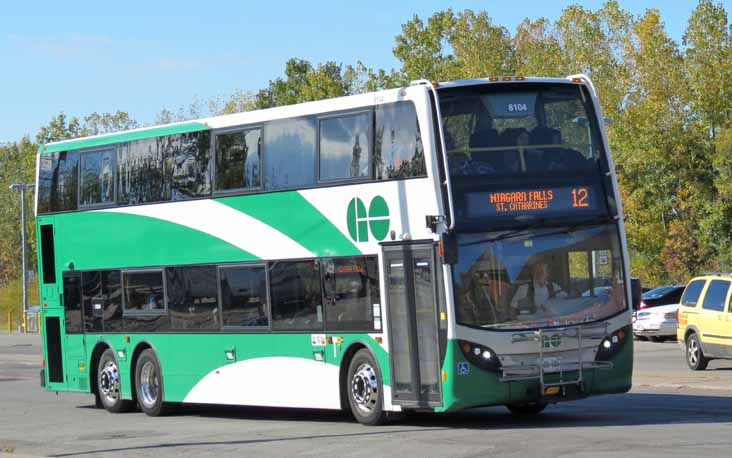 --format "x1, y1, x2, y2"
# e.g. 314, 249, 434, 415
323, 257, 380, 331
117, 131, 211, 205
62, 273, 82, 334
215, 129, 261, 191
270, 260, 322, 331
220, 265, 268, 327
681, 280, 705, 307
80, 149, 115, 206
37, 151, 79, 213
264, 117, 316, 190
166, 266, 219, 330
452, 225, 627, 330
123, 271, 165, 312
701, 280, 729, 312
82, 271, 104, 332
319, 113, 370, 181
374, 102, 426, 179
